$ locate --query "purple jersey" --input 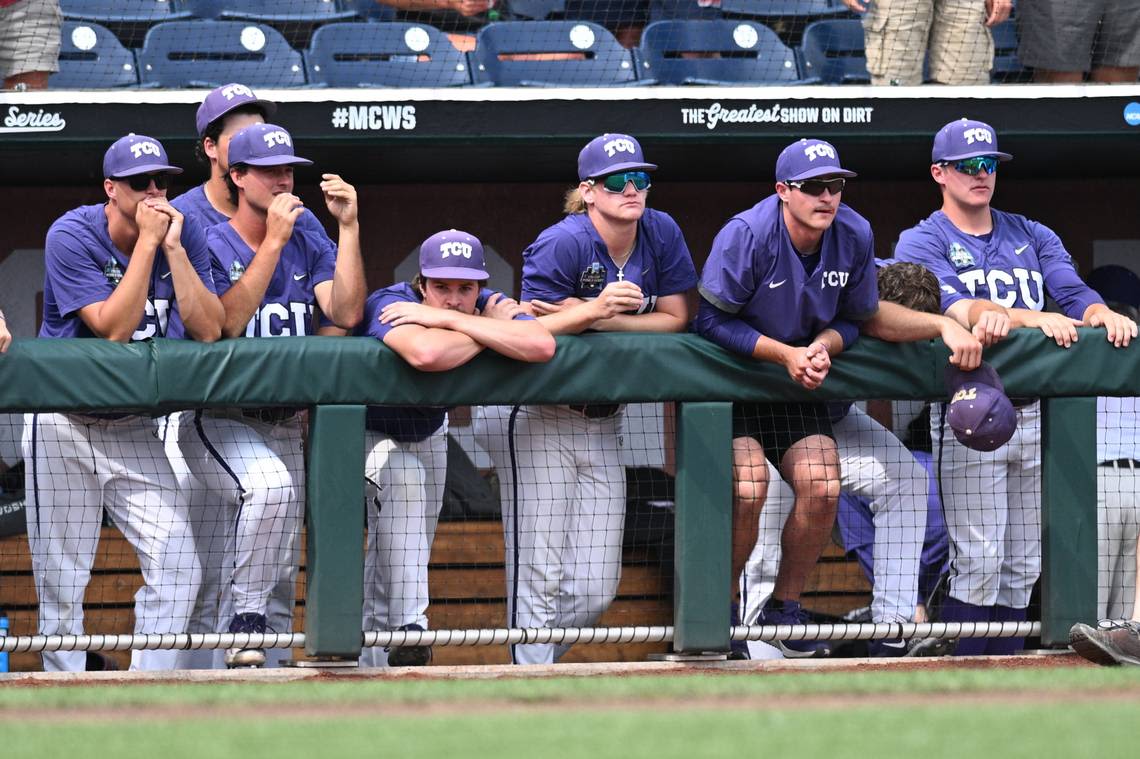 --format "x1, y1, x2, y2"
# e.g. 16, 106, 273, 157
696, 195, 878, 356
172, 184, 329, 239
895, 209, 1103, 318
207, 219, 337, 337
40, 203, 216, 340
358, 282, 534, 440
520, 209, 697, 310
